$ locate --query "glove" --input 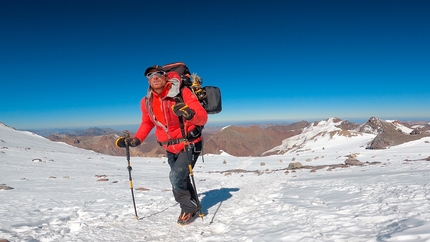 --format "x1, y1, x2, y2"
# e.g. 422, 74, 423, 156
115, 137, 141, 148
172, 102, 195, 120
